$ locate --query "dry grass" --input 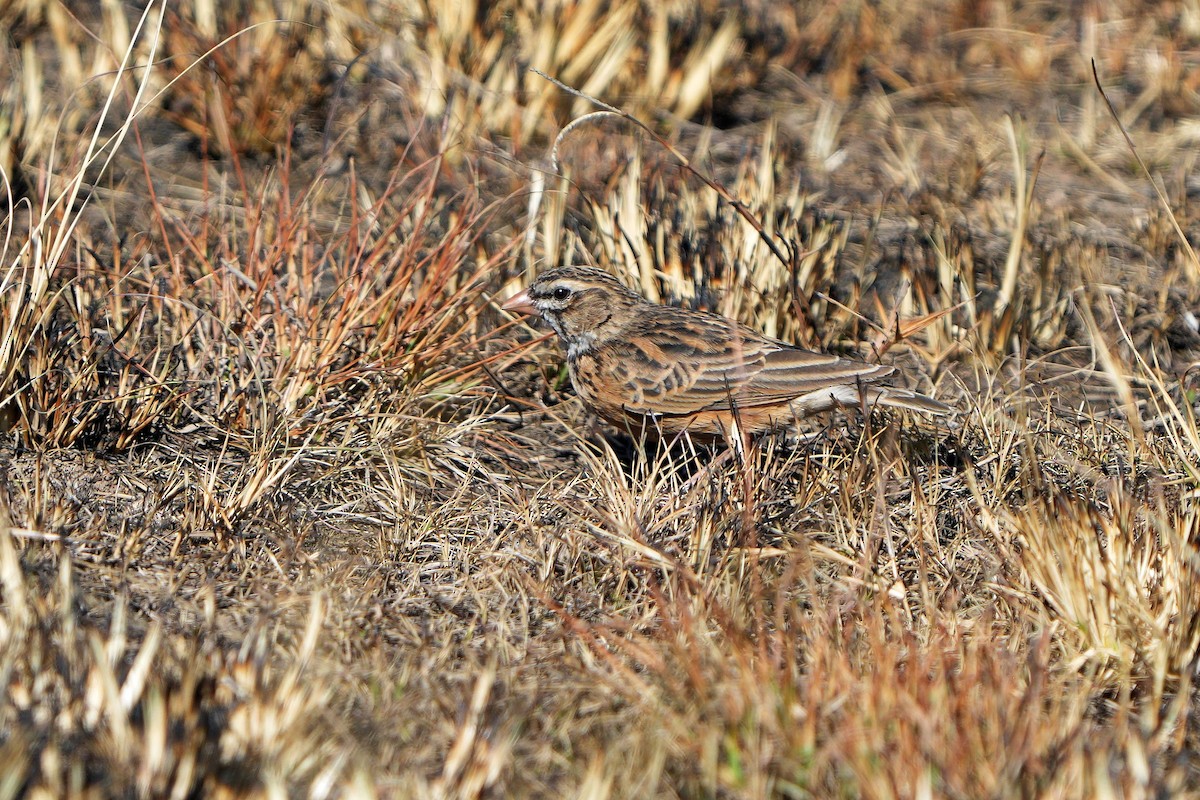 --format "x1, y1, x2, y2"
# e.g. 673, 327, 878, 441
2, 0, 1200, 797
